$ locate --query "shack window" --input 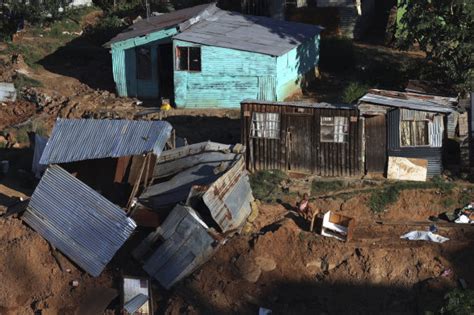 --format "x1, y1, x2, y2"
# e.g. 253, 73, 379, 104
136, 46, 152, 80
320, 116, 349, 143
251, 112, 280, 139
400, 121, 429, 146
176, 46, 201, 71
